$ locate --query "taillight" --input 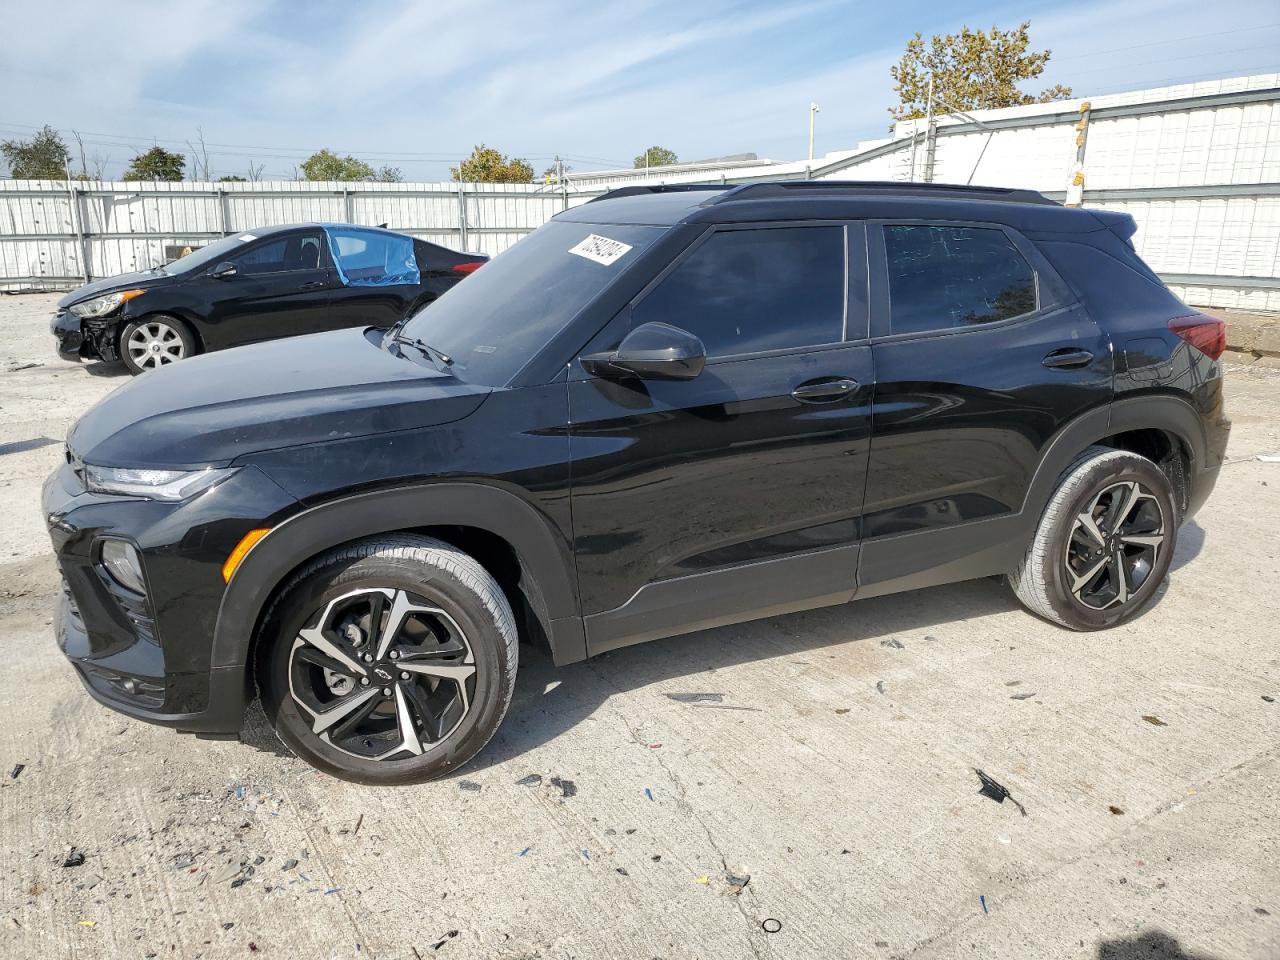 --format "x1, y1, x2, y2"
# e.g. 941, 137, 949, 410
1168, 314, 1226, 361
451, 261, 483, 274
